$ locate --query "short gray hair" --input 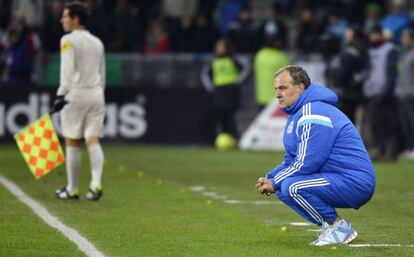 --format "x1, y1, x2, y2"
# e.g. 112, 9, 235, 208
274, 65, 311, 89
